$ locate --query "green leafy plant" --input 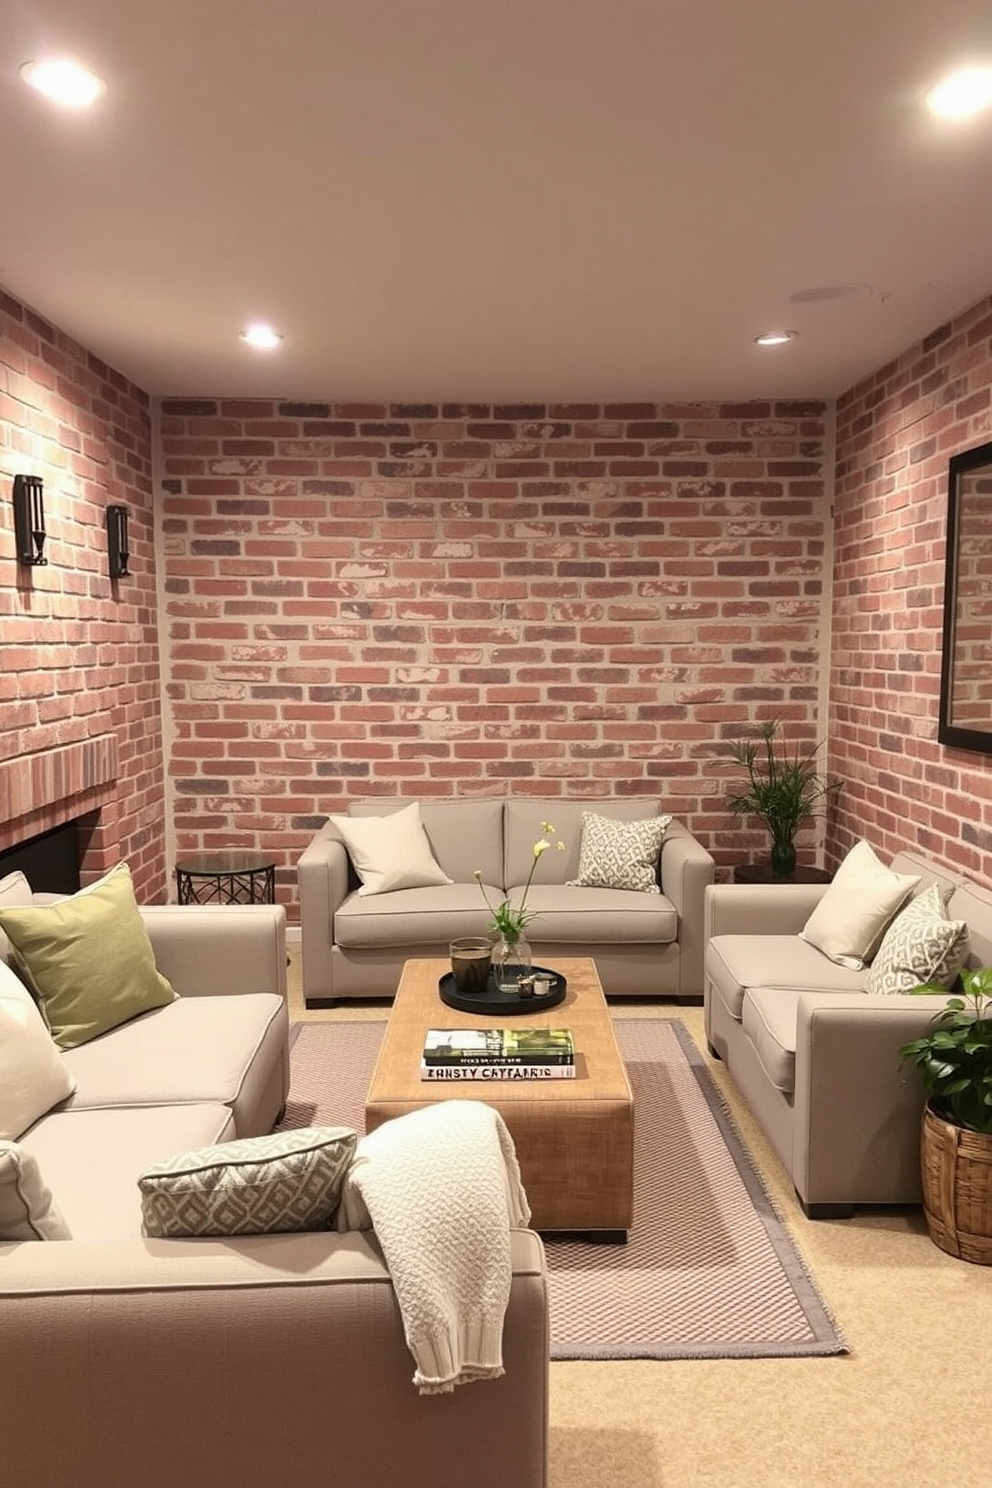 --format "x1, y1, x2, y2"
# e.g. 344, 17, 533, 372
900, 967, 992, 1135
474, 821, 565, 941
726, 719, 841, 873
